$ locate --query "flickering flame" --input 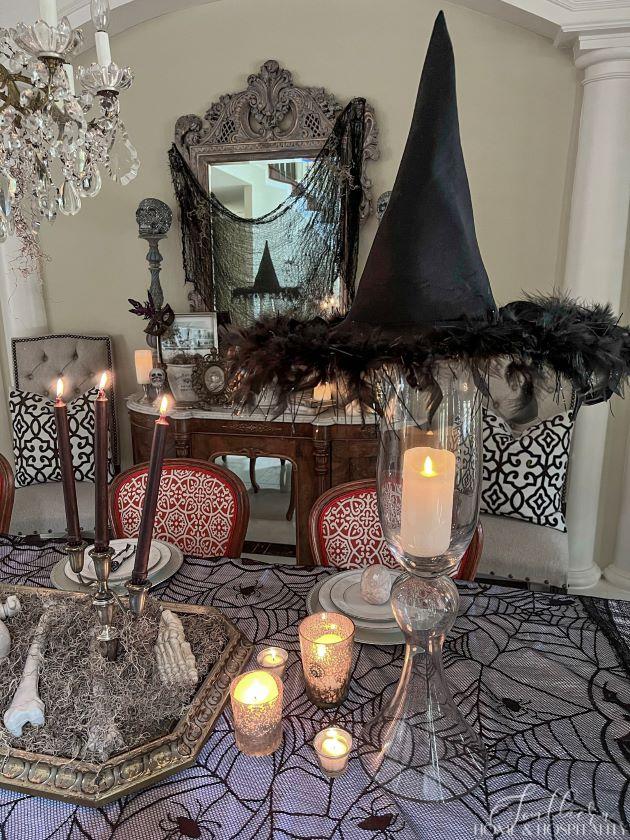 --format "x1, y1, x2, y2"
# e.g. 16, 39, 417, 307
159, 395, 169, 416
56, 378, 64, 399
98, 372, 108, 391
421, 455, 437, 478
